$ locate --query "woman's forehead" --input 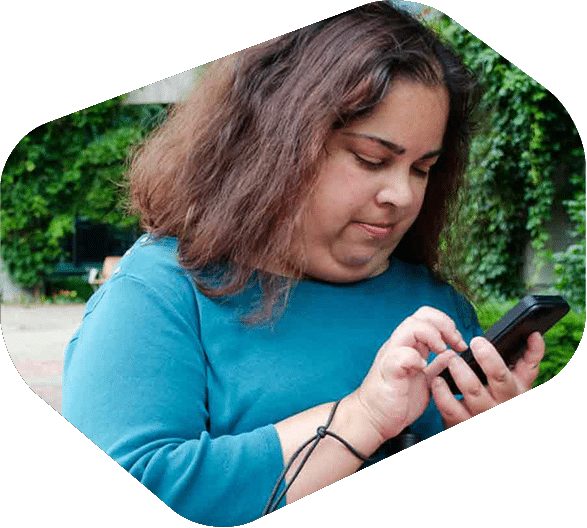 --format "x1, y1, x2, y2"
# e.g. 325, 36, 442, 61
336, 80, 449, 153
